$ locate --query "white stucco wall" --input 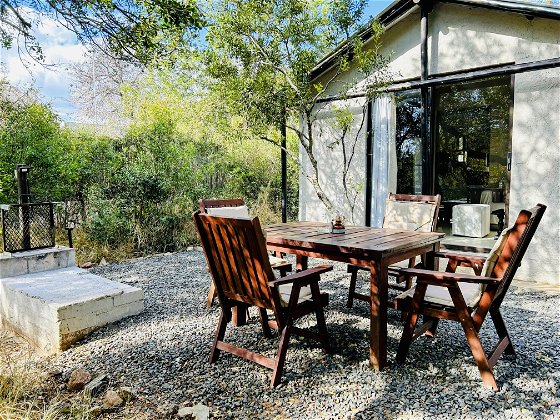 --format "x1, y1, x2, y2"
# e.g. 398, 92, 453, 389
299, 98, 368, 224
430, 5, 560, 284
509, 67, 560, 283
300, 3, 560, 284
